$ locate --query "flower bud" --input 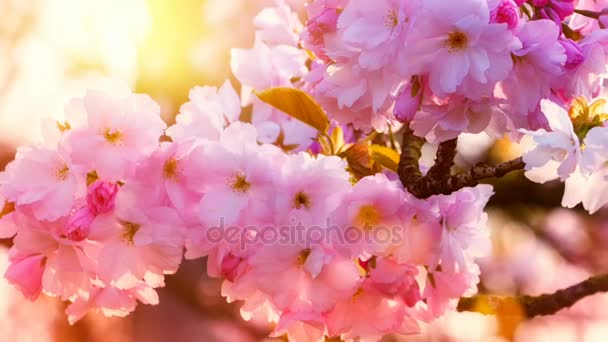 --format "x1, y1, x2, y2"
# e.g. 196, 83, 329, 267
87, 180, 119, 215
65, 206, 95, 242
394, 81, 422, 123
559, 38, 584, 70
491, 0, 519, 30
